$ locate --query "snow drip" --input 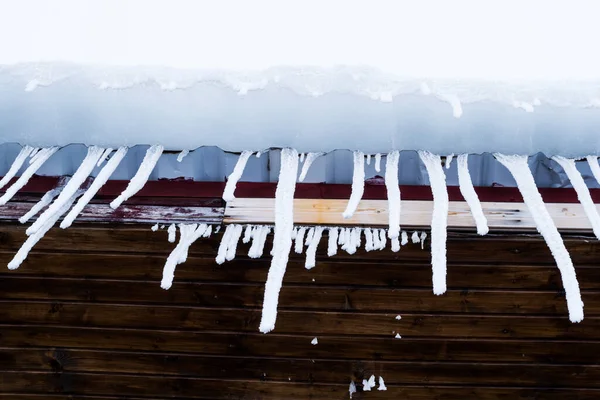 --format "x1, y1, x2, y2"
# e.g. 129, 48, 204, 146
298, 152, 323, 182
343, 151, 365, 219
110, 144, 163, 209
385, 150, 401, 238
8, 189, 84, 270
554, 156, 600, 240
457, 154, 489, 235
0, 145, 35, 191
419, 151, 449, 295
0, 147, 59, 206
28, 146, 105, 235
161, 223, 209, 290
259, 148, 298, 333
305, 226, 324, 269
495, 154, 584, 323
222, 150, 253, 202
61, 147, 128, 229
